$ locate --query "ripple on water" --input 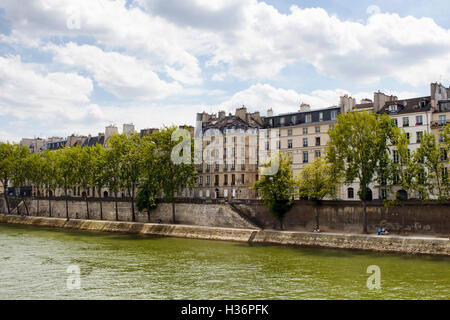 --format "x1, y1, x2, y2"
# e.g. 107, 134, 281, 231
0, 224, 449, 300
